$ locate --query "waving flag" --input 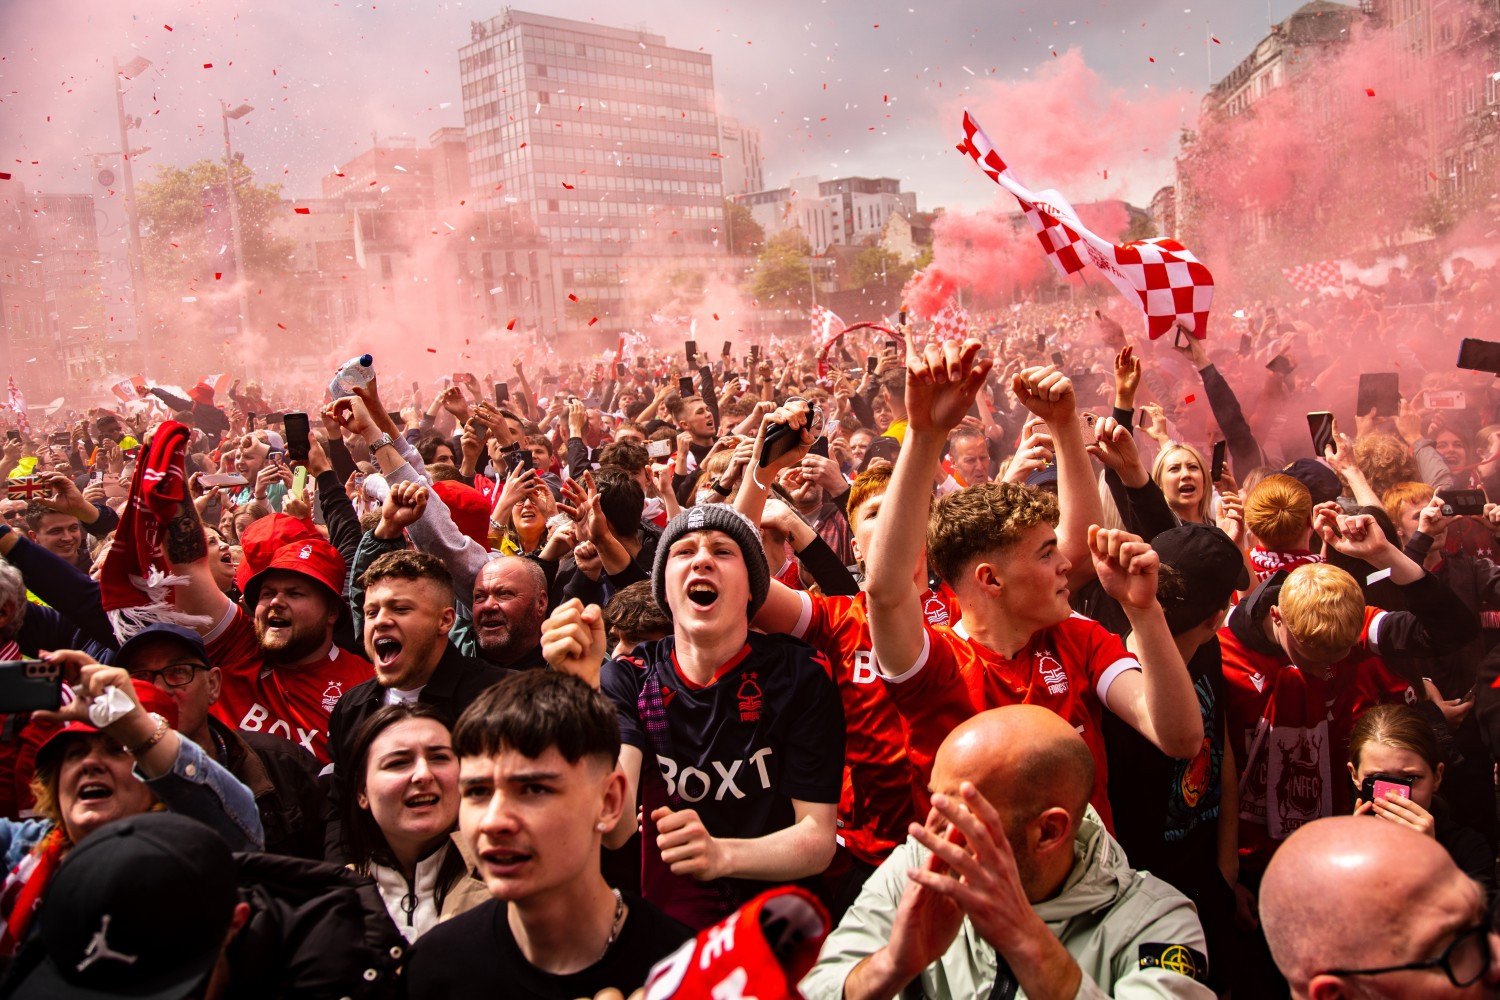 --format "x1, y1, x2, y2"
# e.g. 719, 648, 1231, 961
1282, 260, 1345, 294
957, 110, 1214, 340
930, 301, 971, 341
5, 378, 30, 440
809, 304, 846, 351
